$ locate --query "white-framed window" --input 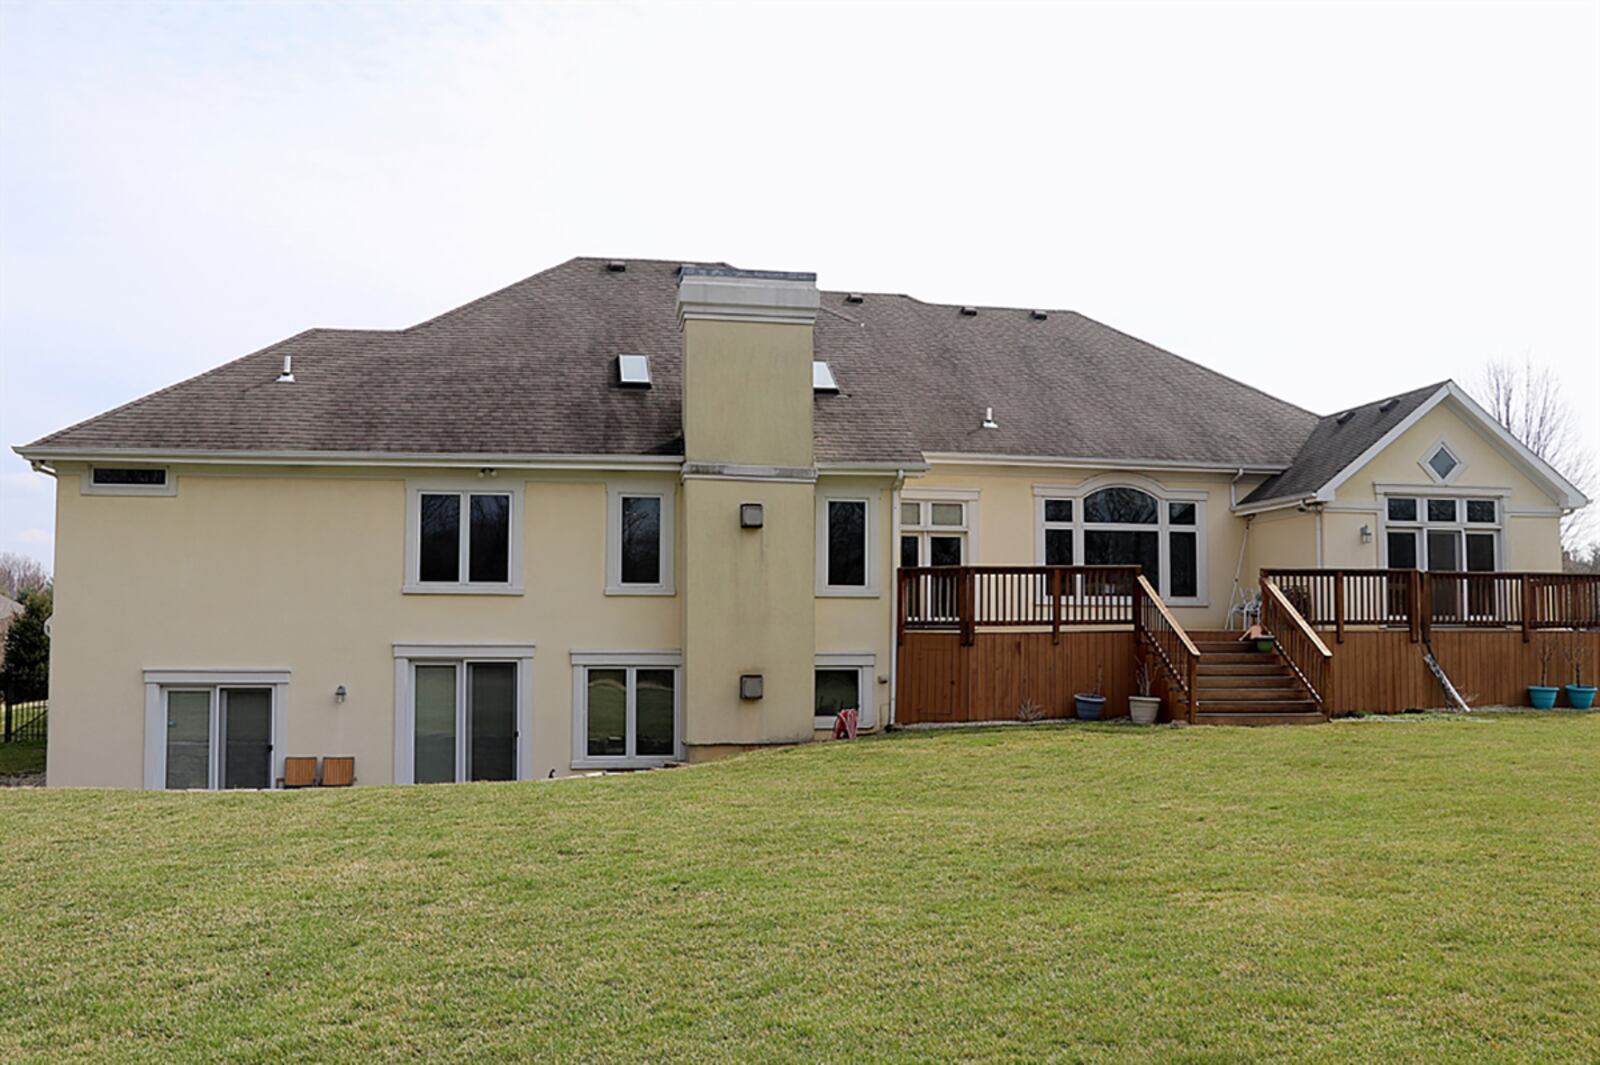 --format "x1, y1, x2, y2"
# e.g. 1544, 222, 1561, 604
392, 644, 534, 784
1418, 438, 1466, 485
814, 652, 876, 730
899, 496, 973, 569
606, 483, 675, 595
142, 669, 288, 790
82, 465, 175, 496
403, 479, 523, 594
570, 651, 683, 769
817, 489, 880, 597
1033, 480, 1207, 604
1380, 494, 1501, 573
